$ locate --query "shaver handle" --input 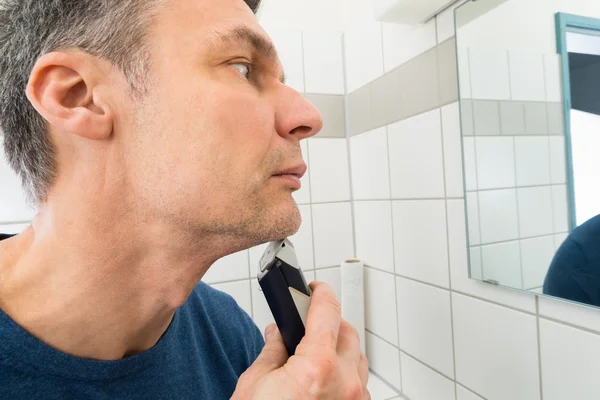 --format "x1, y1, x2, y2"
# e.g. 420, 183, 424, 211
259, 266, 311, 356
